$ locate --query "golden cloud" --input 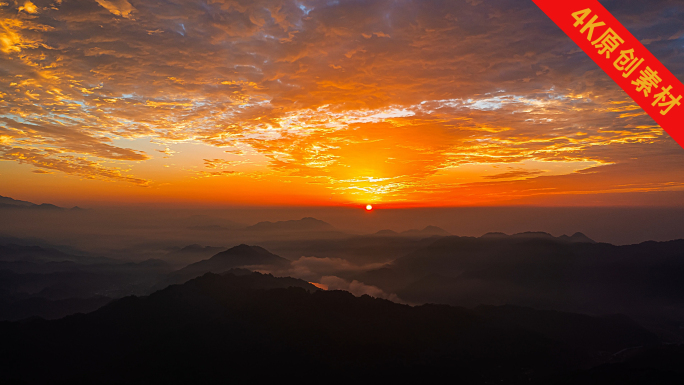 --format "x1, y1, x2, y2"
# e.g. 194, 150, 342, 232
0, 0, 682, 203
